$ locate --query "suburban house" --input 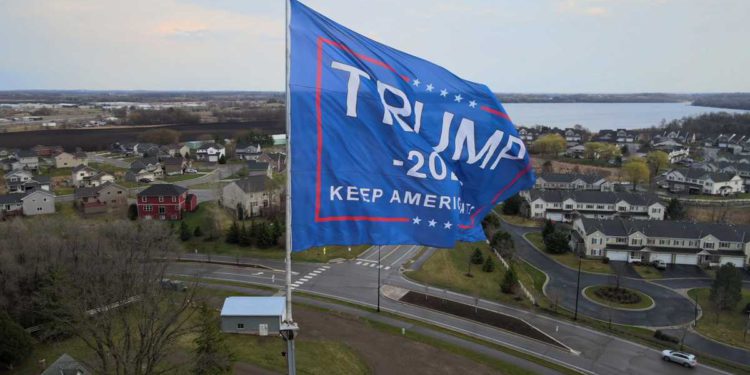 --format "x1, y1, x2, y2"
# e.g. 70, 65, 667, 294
54, 151, 88, 168
565, 144, 586, 158
272, 134, 287, 146
221, 175, 280, 218
235, 143, 263, 160
5, 170, 50, 193
162, 157, 189, 176
521, 190, 664, 222
13, 150, 40, 170
74, 182, 128, 214
134, 143, 161, 157
258, 152, 287, 172
595, 129, 638, 145
161, 144, 190, 158
136, 184, 197, 220
41, 353, 90, 375
0, 190, 56, 217
564, 129, 582, 143
125, 158, 163, 182
572, 217, 749, 267
534, 173, 613, 191
196, 143, 226, 162
246, 160, 272, 177
660, 168, 744, 195
517, 127, 537, 142
71, 165, 115, 187
652, 140, 690, 164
